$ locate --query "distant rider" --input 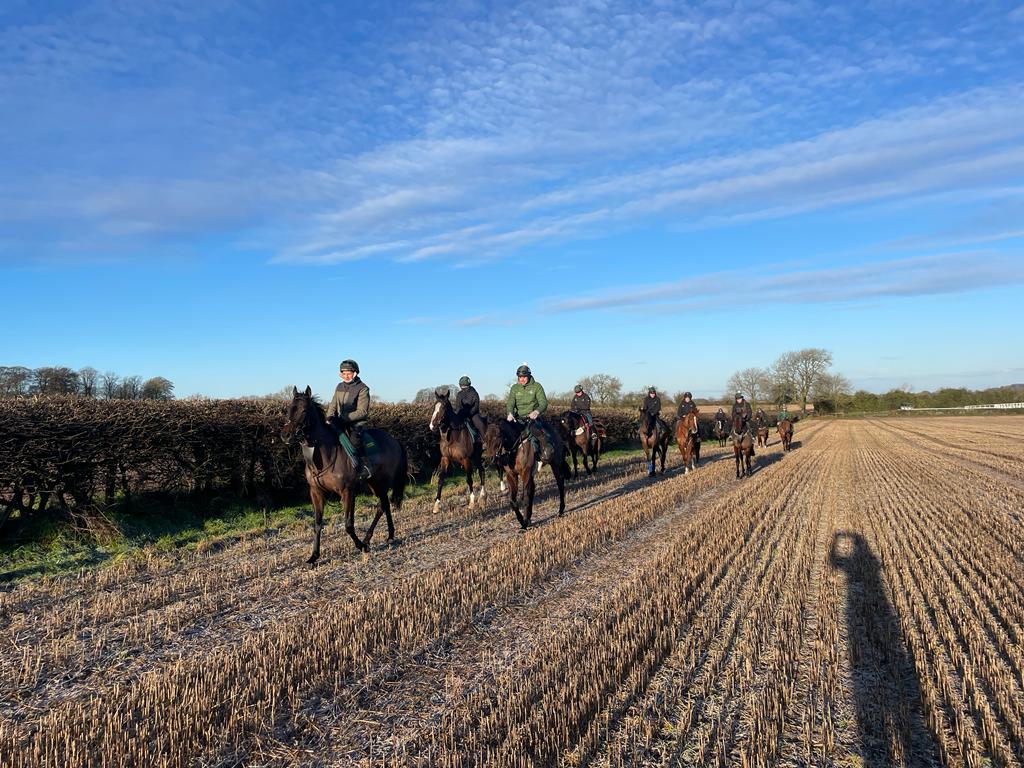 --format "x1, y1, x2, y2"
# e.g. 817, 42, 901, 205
455, 375, 486, 438
639, 387, 661, 439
